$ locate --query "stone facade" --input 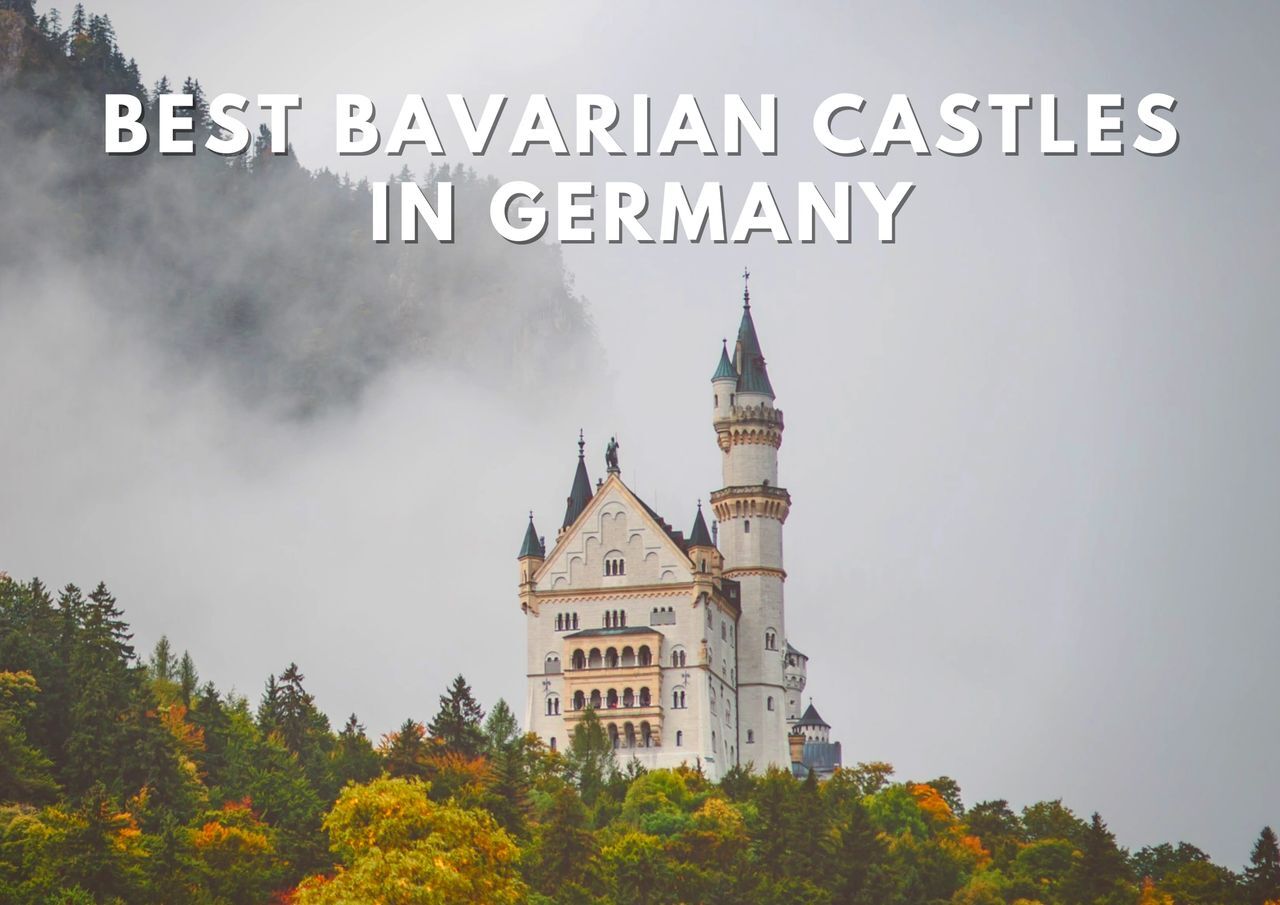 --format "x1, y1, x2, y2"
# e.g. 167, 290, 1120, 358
521, 282, 840, 778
